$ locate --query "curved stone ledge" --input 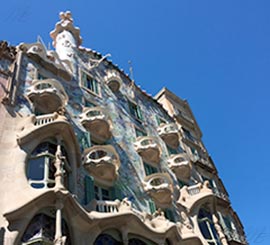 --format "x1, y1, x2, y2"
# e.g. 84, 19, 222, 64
26, 78, 68, 114
158, 123, 179, 148
80, 107, 112, 144
134, 136, 161, 164
83, 145, 120, 187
